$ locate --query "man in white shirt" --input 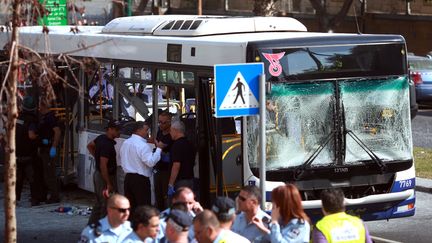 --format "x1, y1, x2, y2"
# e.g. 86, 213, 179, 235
121, 121, 165, 212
